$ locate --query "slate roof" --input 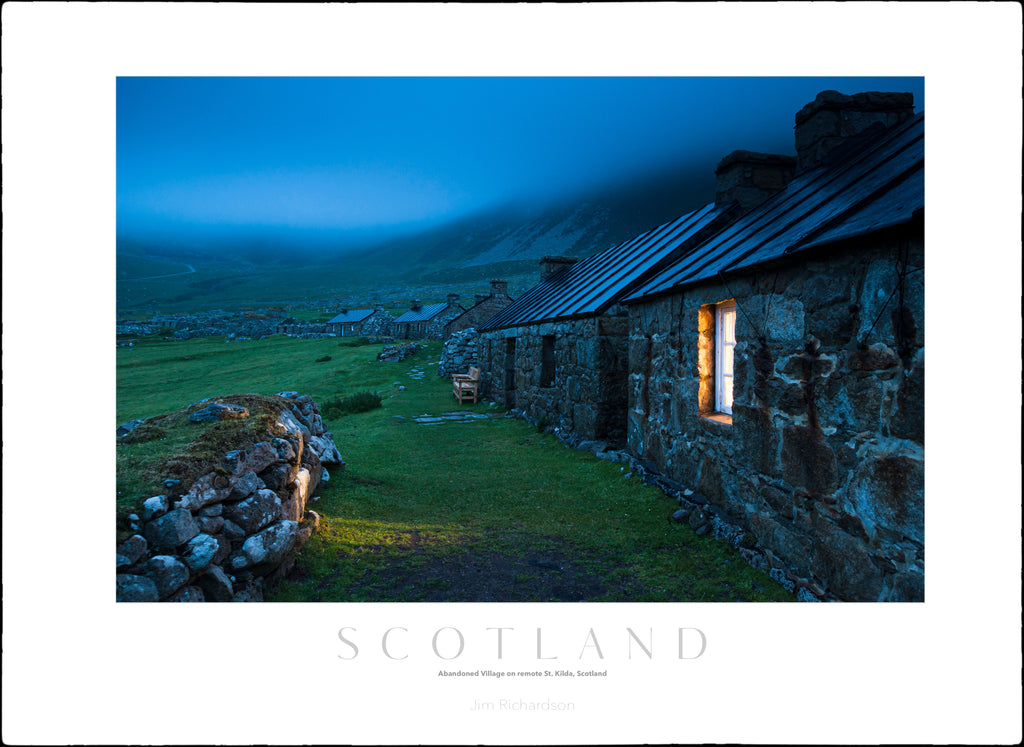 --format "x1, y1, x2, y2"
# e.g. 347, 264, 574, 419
480, 202, 730, 330
393, 302, 453, 323
327, 309, 375, 324
624, 111, 924, 303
